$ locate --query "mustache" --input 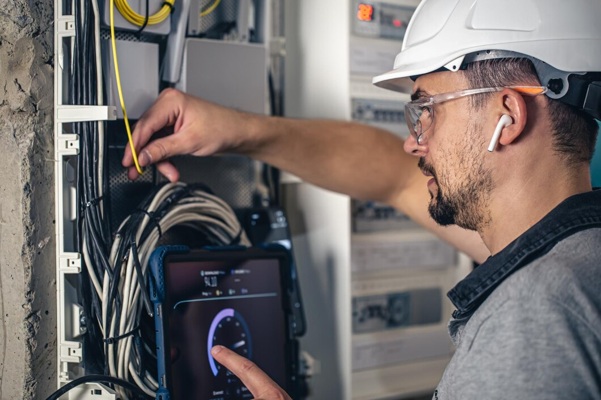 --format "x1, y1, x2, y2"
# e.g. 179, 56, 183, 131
418, 158, 436, 178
